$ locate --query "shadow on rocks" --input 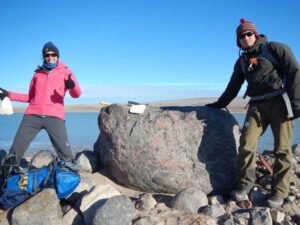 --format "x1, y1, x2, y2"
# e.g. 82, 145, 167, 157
152, 193, 174, 207
160, 106, 239, 196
